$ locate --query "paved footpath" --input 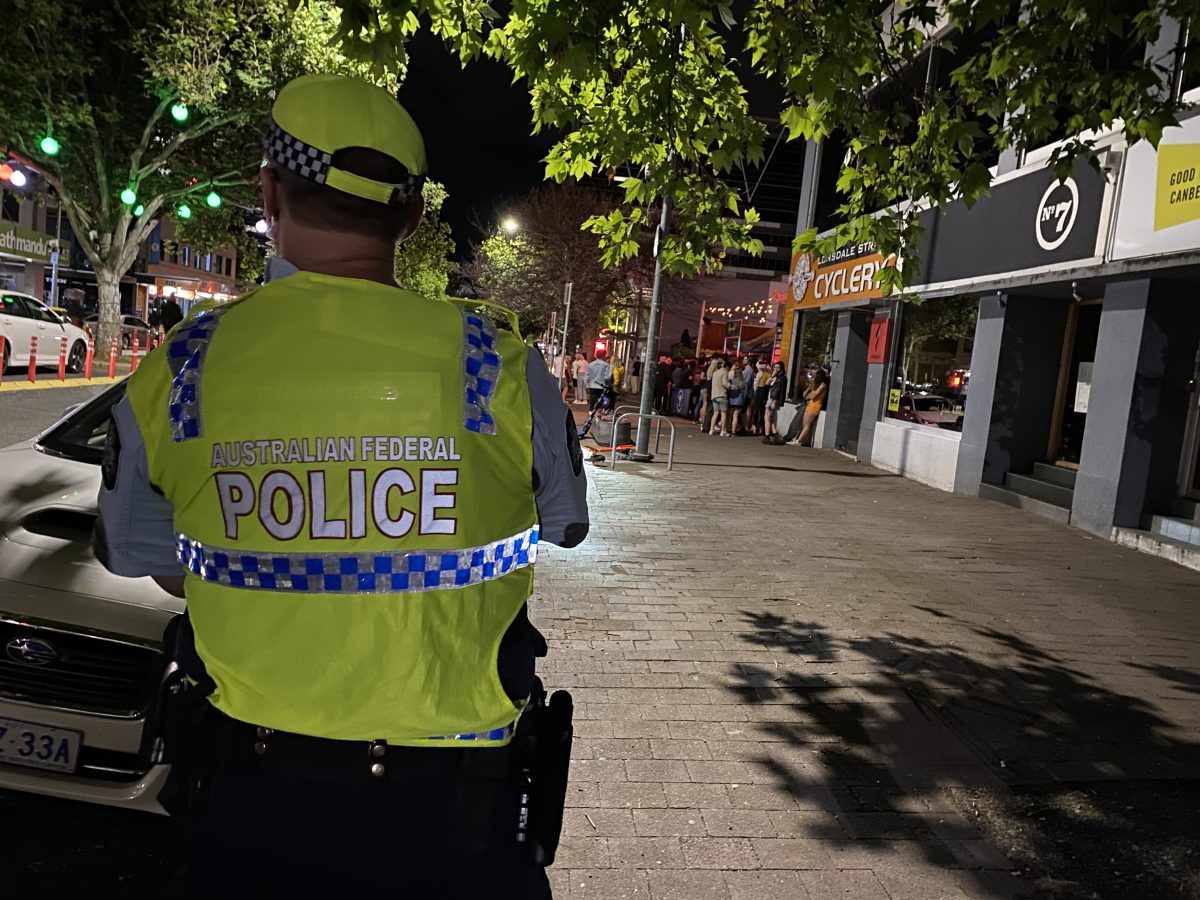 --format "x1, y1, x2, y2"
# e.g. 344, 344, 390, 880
533, 413, 1200, 899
